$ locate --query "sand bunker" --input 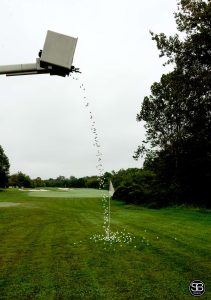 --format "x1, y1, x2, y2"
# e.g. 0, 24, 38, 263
19, 189, 48, 192
58, 188, 74, 191
0, 202, 21, 207
29, 189, 48, 192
